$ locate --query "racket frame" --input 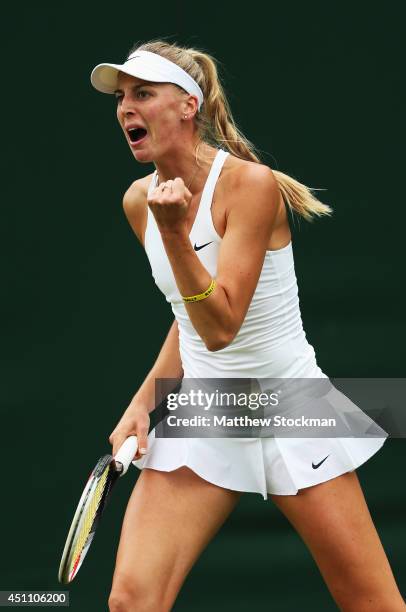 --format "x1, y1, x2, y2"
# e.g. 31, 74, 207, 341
58, 455, 120, 584
58, 436, 138, 584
